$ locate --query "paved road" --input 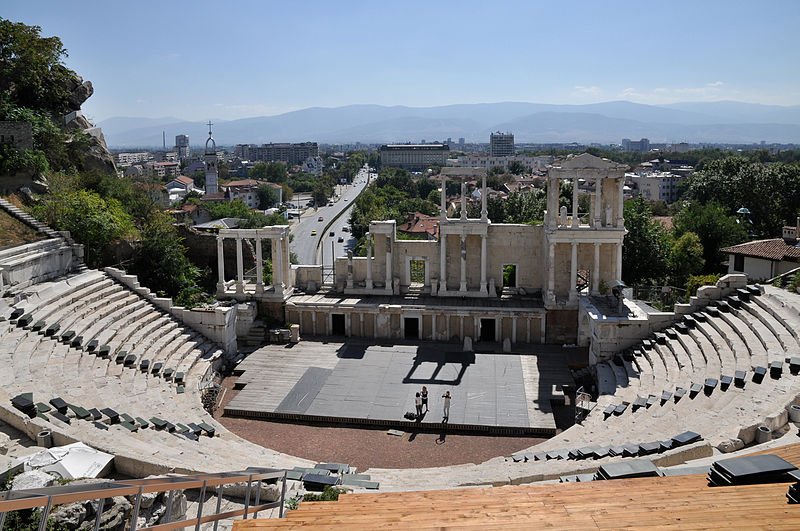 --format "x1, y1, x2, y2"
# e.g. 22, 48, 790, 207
289, 166, 372, 266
